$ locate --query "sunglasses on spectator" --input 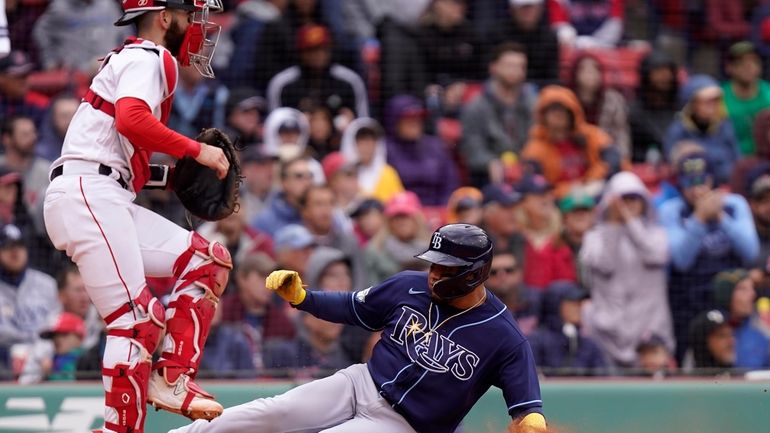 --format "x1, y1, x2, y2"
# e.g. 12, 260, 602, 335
286, 171, 313, 180
490, 266, 518, 276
